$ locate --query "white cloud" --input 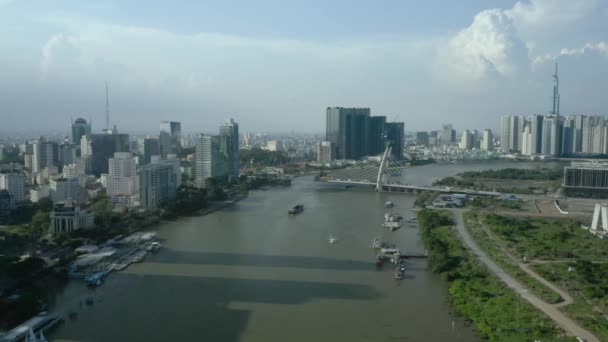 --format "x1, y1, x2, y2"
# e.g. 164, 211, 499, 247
41, 33, 65, 73
438, 9, 528, 80
508, 0, 599, 31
